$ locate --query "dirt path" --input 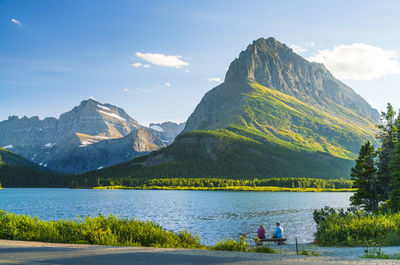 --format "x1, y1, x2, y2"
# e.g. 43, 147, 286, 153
270, 243, 400, 258
1, 240, 400, 265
